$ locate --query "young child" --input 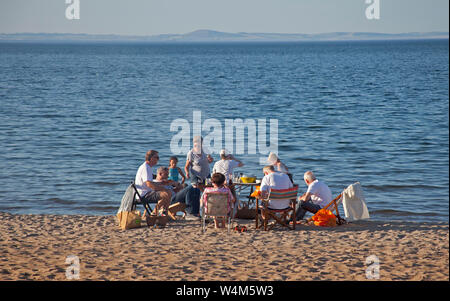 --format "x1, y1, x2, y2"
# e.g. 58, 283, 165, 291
168, 156, 186, 185
200, 173, 235, 229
